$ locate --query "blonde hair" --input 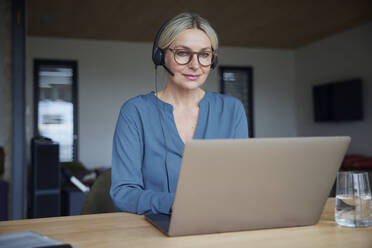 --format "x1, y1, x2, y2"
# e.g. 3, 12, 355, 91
157, 13, 218, 51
